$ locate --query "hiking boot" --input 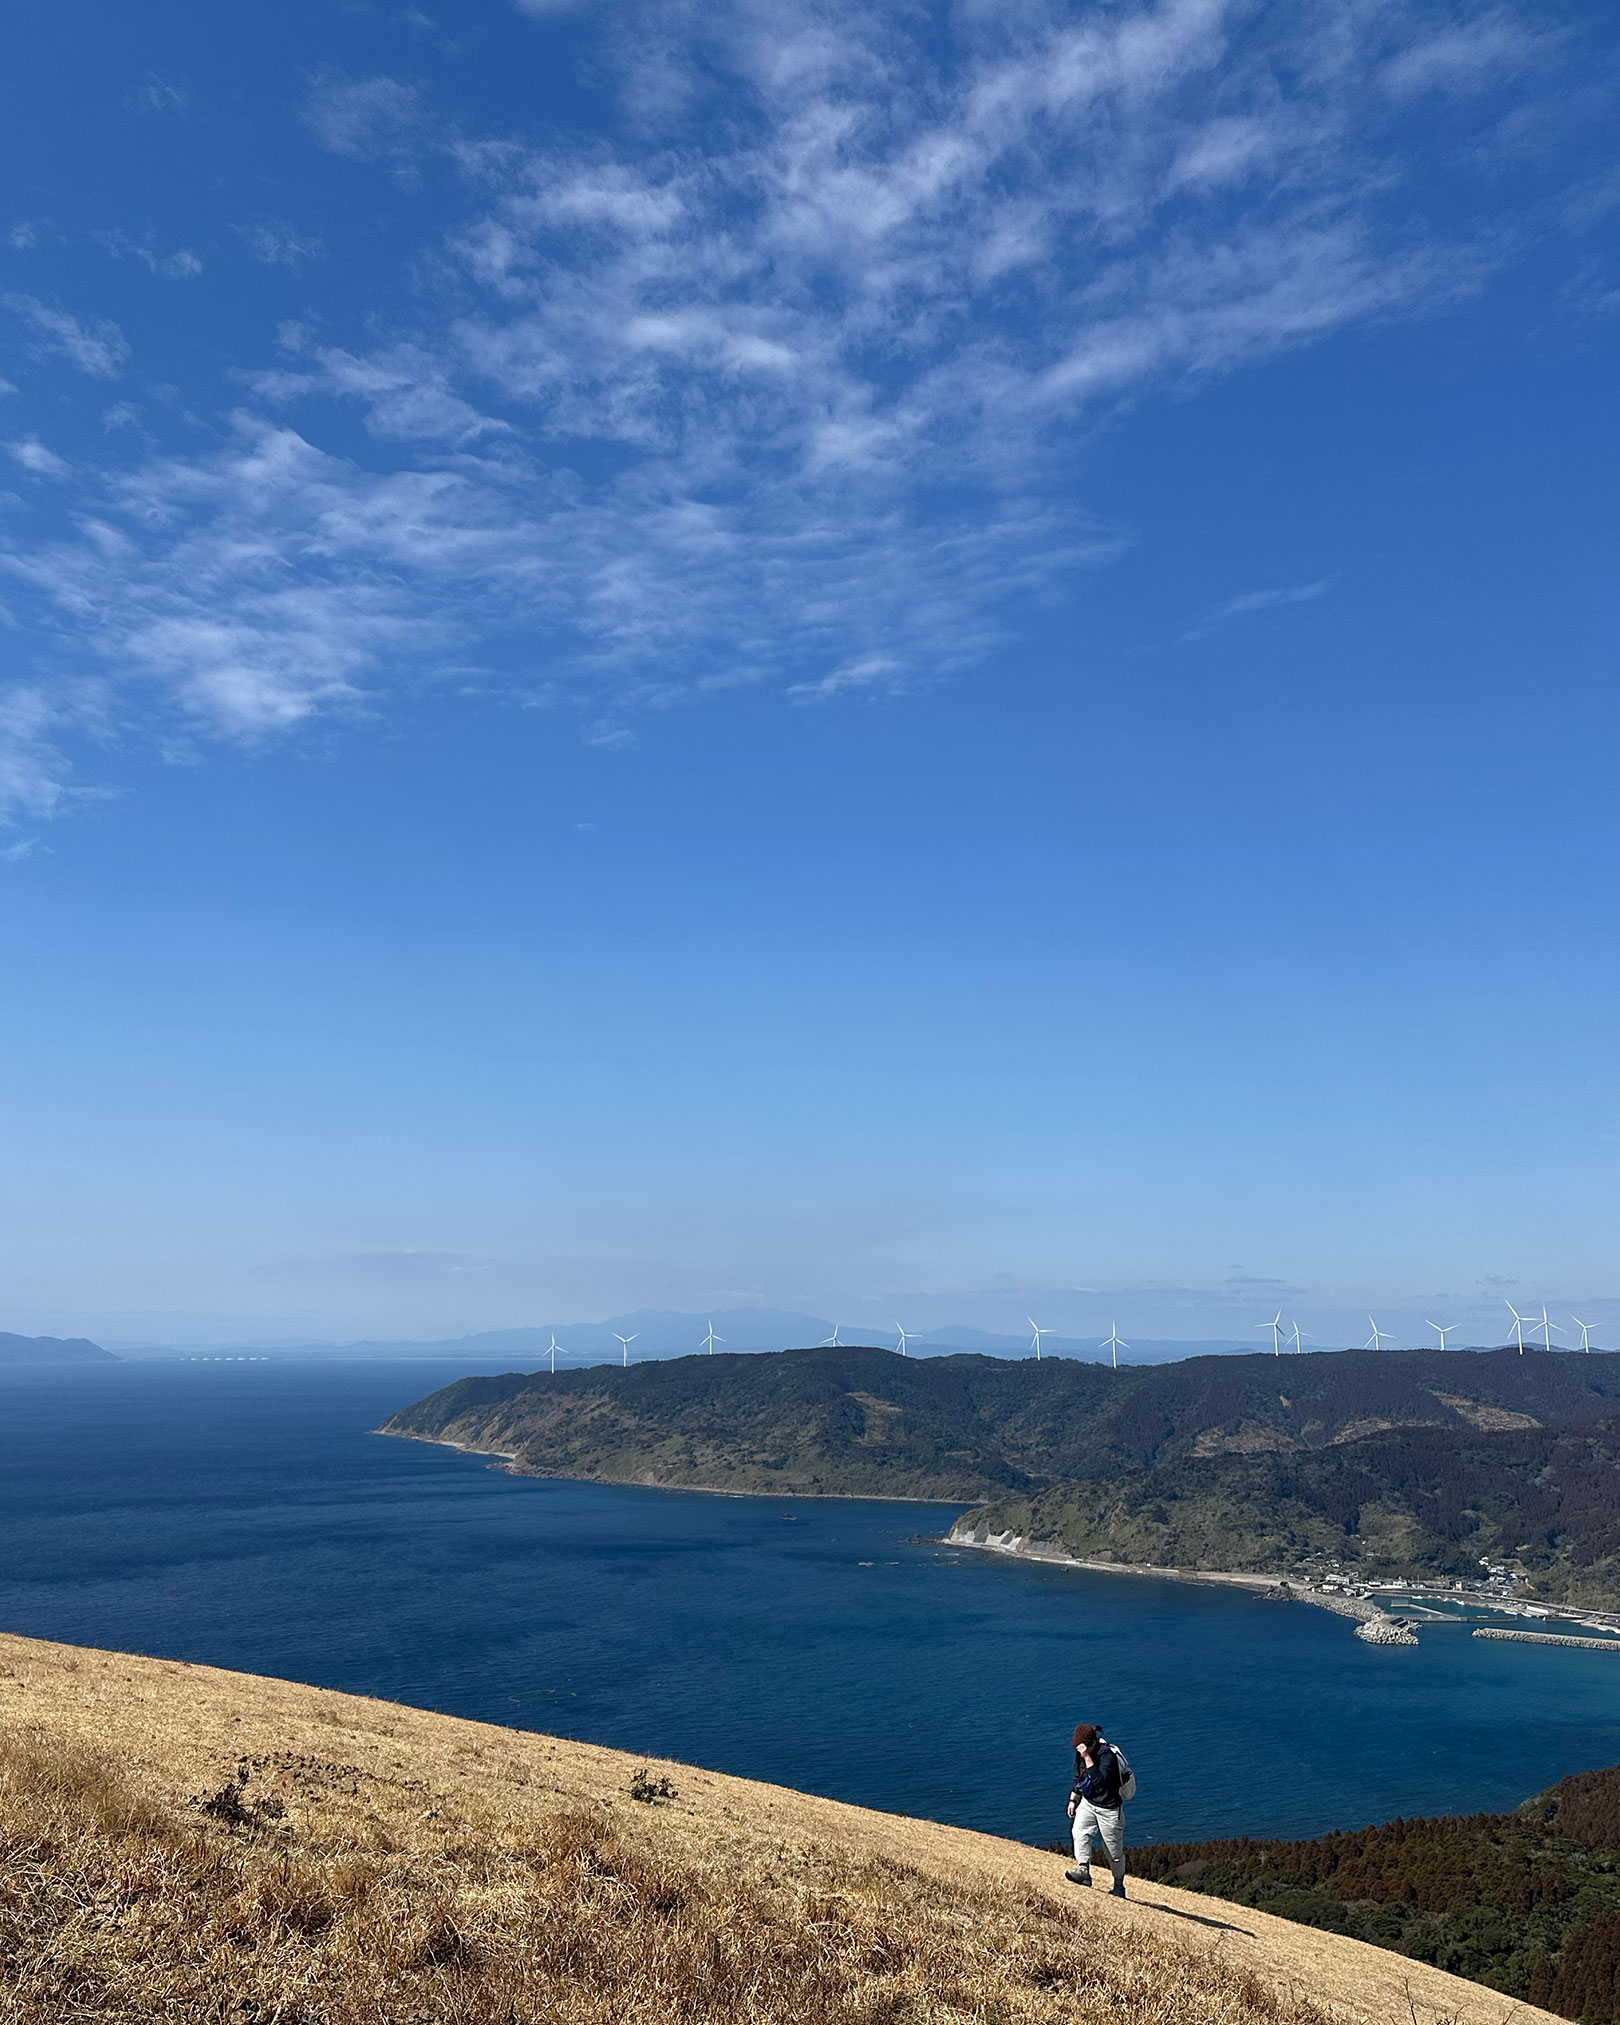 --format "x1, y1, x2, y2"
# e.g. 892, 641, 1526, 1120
1110, 1882, 1127, 1899
1064, 1867, 1090, 1886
